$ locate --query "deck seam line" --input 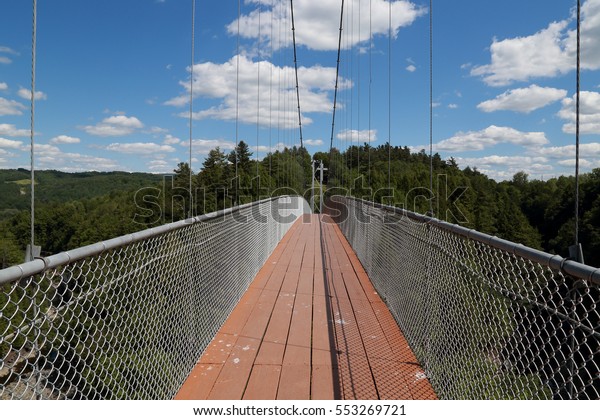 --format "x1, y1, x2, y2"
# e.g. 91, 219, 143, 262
324, 219, 381, 399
